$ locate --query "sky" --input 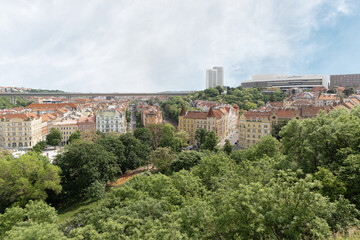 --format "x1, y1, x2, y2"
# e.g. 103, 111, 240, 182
0, 0, 359, 92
